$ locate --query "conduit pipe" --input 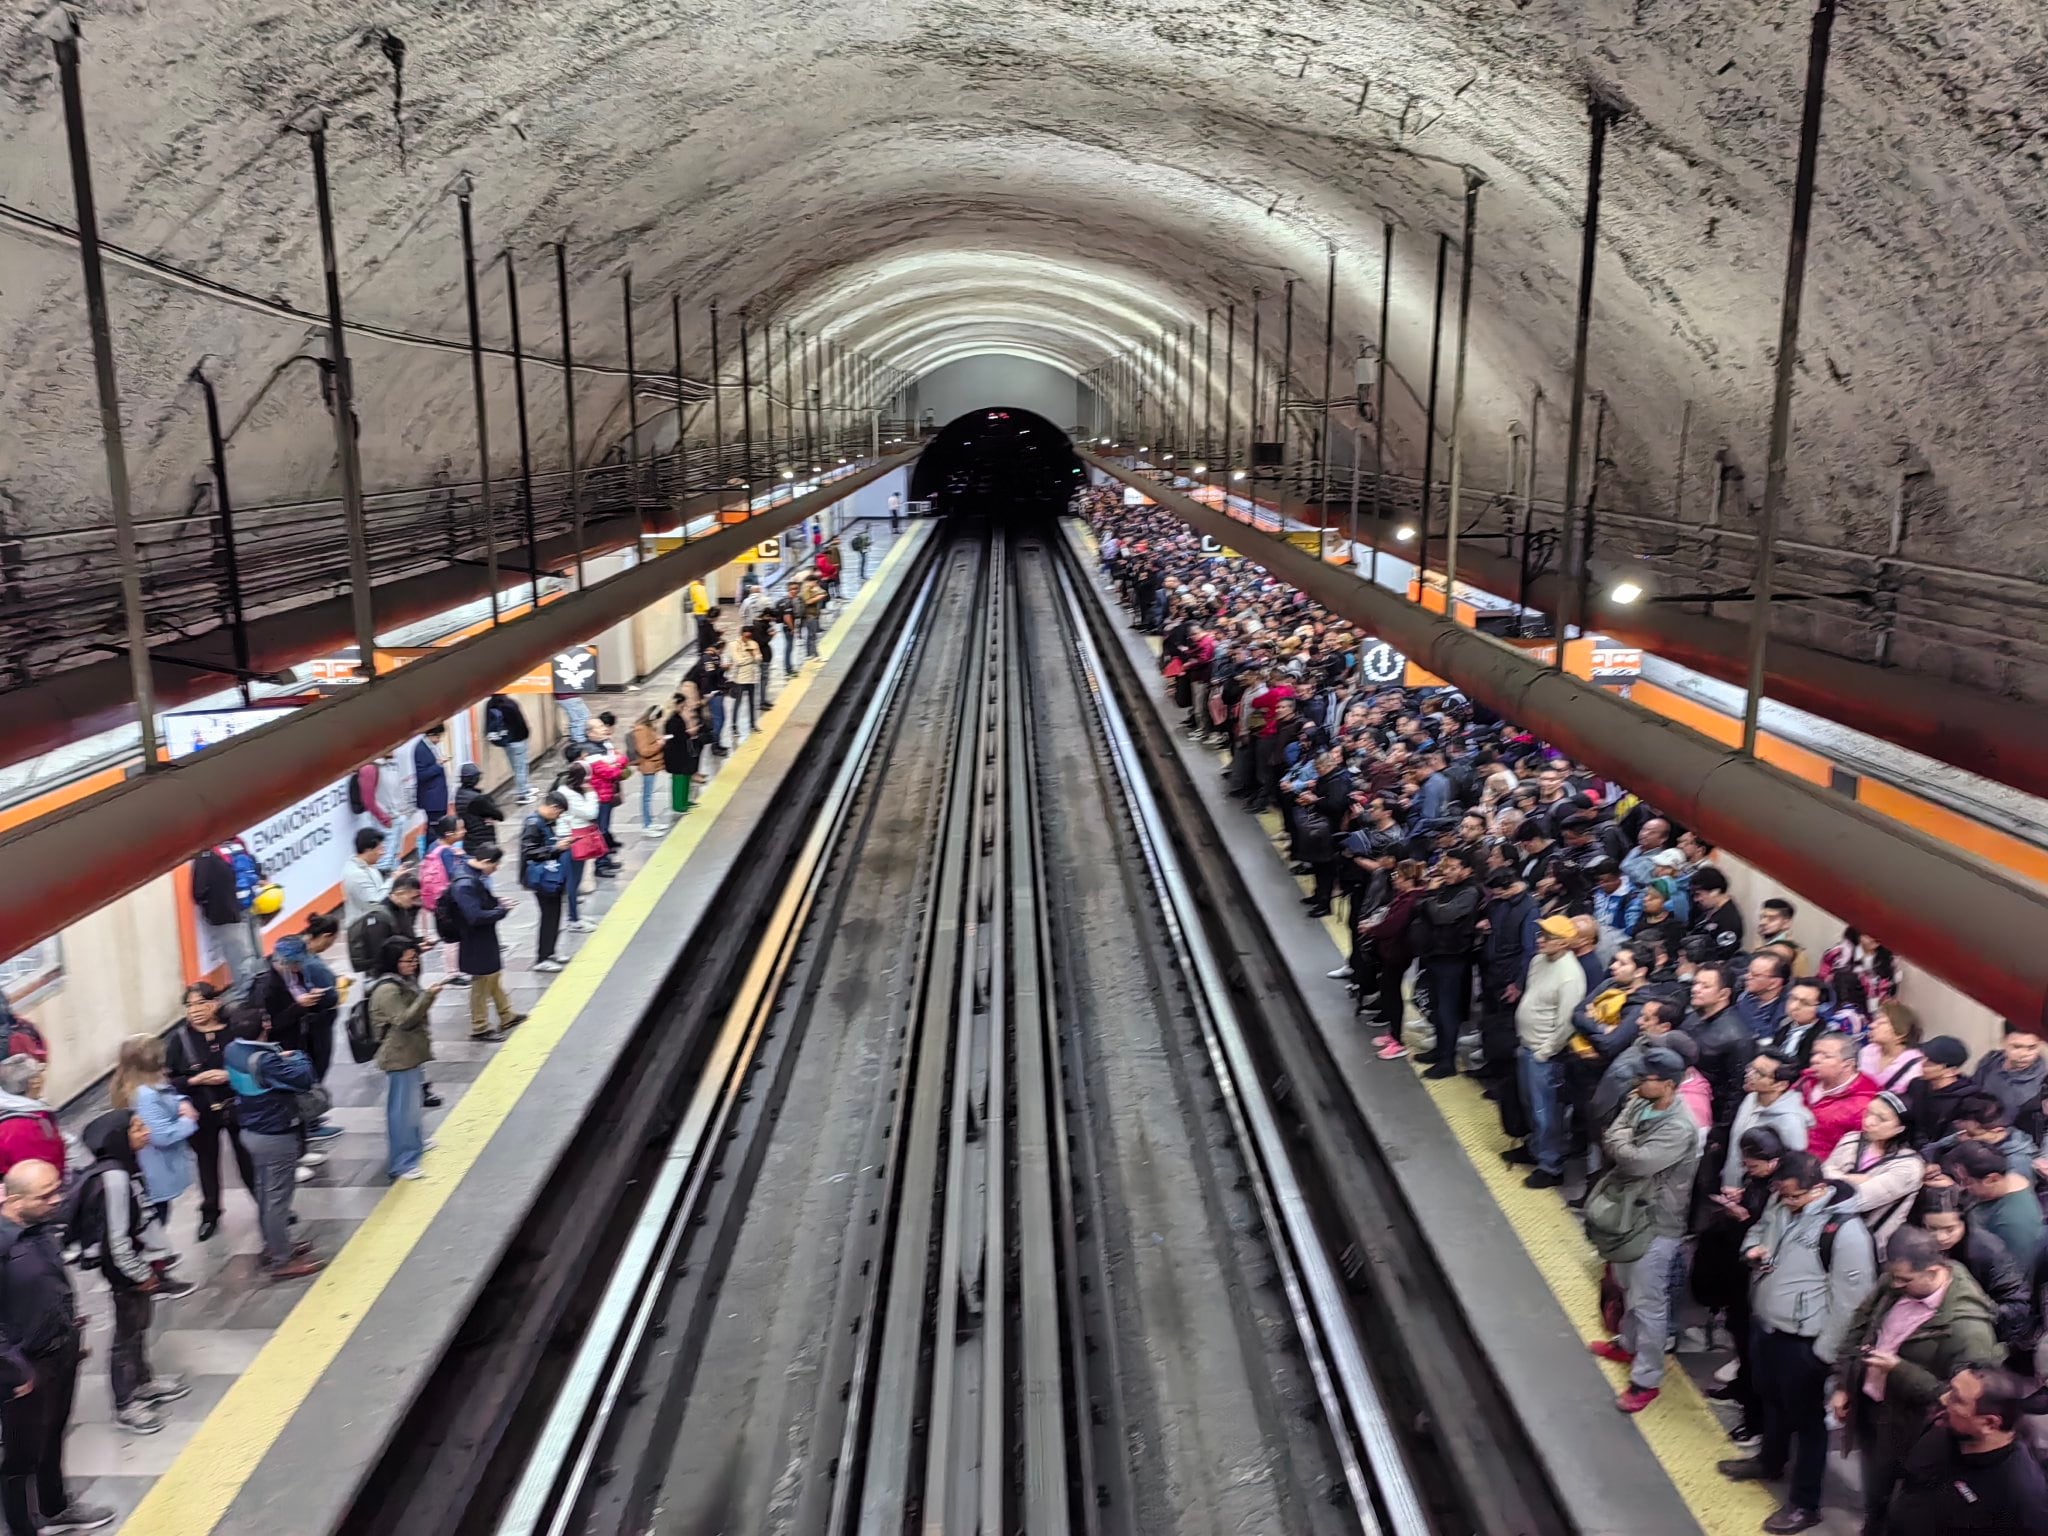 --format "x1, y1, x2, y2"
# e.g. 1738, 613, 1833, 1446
1297, 506, 2048, 806
1084, 451, 2048, 1029
0, 451, 918, 960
